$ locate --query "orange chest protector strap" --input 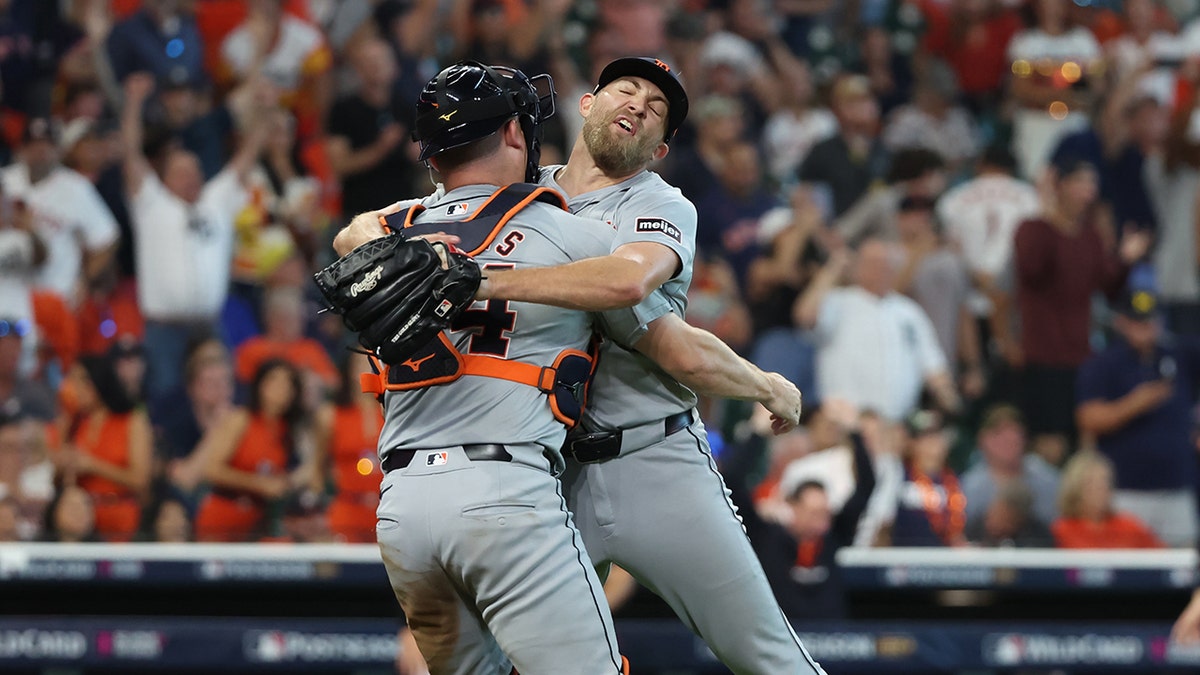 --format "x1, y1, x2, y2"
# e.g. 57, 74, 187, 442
379, 182, 567, 253
361, 334, 599, 428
